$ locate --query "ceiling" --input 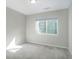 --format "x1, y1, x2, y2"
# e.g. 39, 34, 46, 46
6, 0, 72, 15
